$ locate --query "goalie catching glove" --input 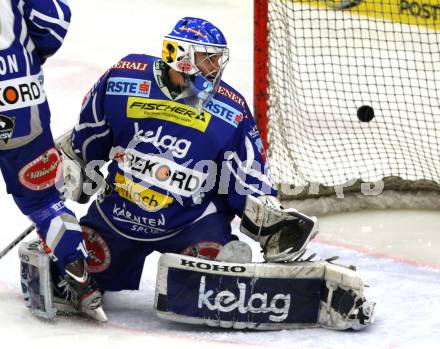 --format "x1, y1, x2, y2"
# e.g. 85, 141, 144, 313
240, 195, 318, 262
